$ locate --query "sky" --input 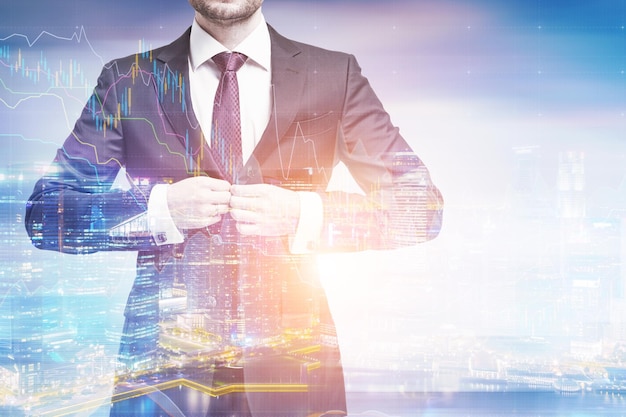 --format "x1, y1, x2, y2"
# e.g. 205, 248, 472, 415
1, 0, 626, 402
